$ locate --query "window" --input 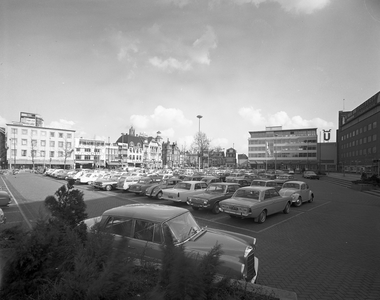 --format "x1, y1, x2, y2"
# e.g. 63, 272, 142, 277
11, 149, 16, 157
31, 150, 37, 157
58, 151, 63, 157
103, 217, 133, 237
85, 148, 91, 152
368, 123, 372, 130
32, 130, 37, 136
84, 155, 91, 160
21, 150, 27, 156
374, 121, 377, 129
31, 140, 37, 146
50, 141, 55, 147
50, 132, 55, 137
40, 151, 45, 157
67, 142, 72, 148
59, 133, 63, 138
133, 220, 154, 242
22, 139, 27, 145
67, 133, 72, 138
22, 129, 28, 135
41, 131, 46, 136
41, 140, 46, 146
50, 151, 54, 157
58, 141, 64, 148
373, 134, 377, 141
11, 128, 18, 134
75, 155, 81, 160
